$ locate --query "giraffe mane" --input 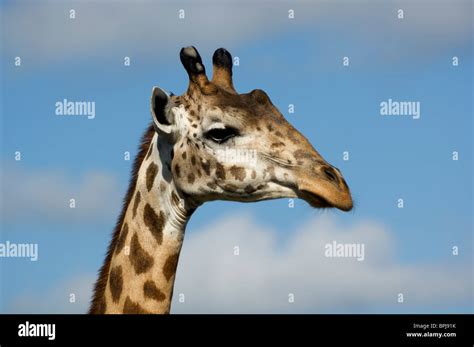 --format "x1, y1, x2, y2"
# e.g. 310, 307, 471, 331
89, 124, 155, 313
